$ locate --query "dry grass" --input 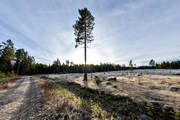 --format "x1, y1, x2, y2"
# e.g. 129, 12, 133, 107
46, 73, 180, 110
0, 77, 21, 90
39, 74, 180, 119
37, 78, 109, 119
38, 79, 80, 119
56, 80, 180, 119
0, 80, 8, 90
